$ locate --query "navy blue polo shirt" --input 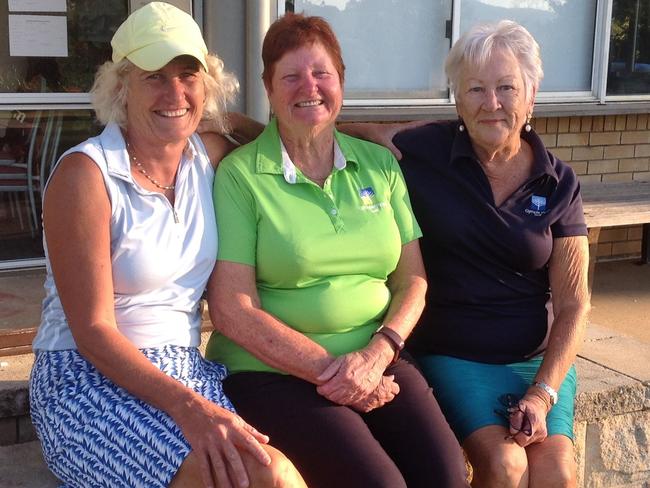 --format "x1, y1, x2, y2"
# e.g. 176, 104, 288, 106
395, 121, 587, 364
